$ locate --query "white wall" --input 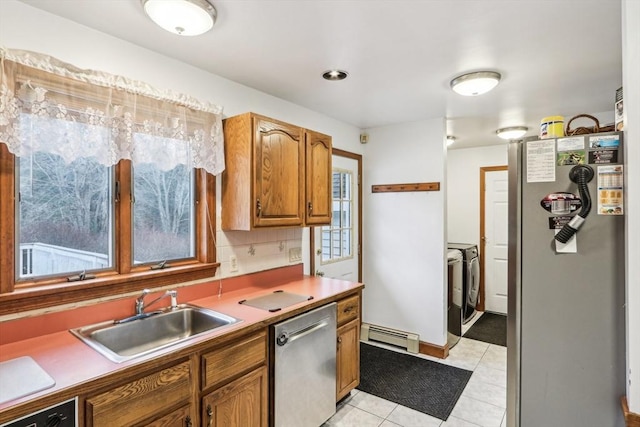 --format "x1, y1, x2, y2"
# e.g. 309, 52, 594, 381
361, 119, 447, 347
447, 144, 508, 246
0, 0, 363, 280
622, 0, 640, 414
